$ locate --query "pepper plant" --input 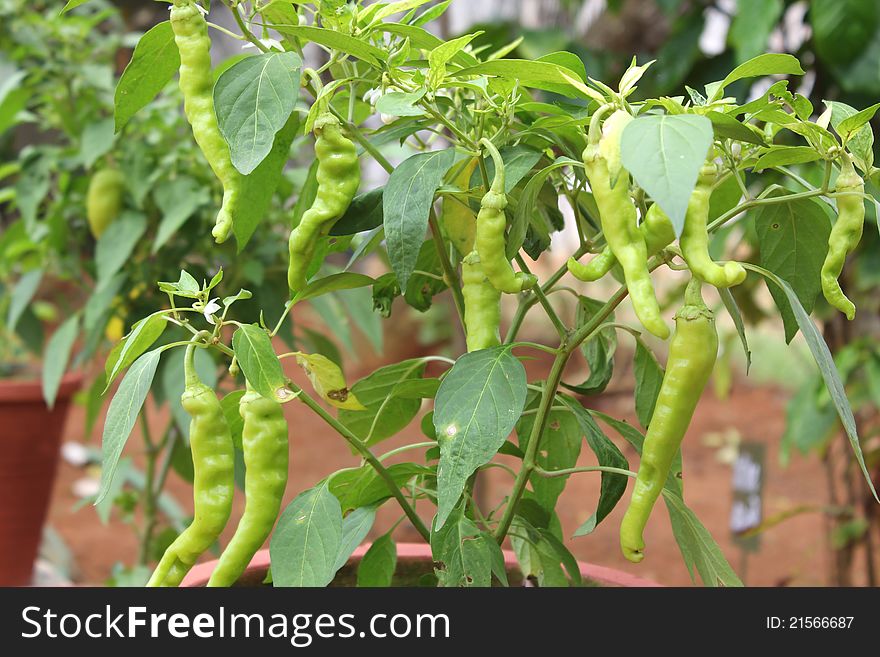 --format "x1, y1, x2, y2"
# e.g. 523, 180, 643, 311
87, 0, 880, 587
